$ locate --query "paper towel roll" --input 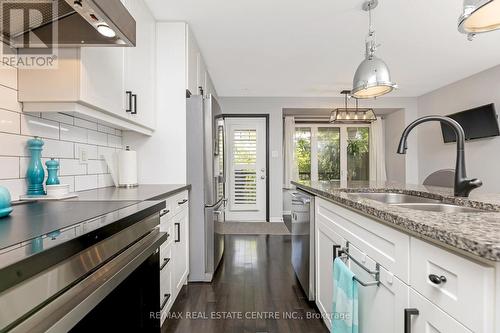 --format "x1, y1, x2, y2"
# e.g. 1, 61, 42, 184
118, 149, 138, 187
